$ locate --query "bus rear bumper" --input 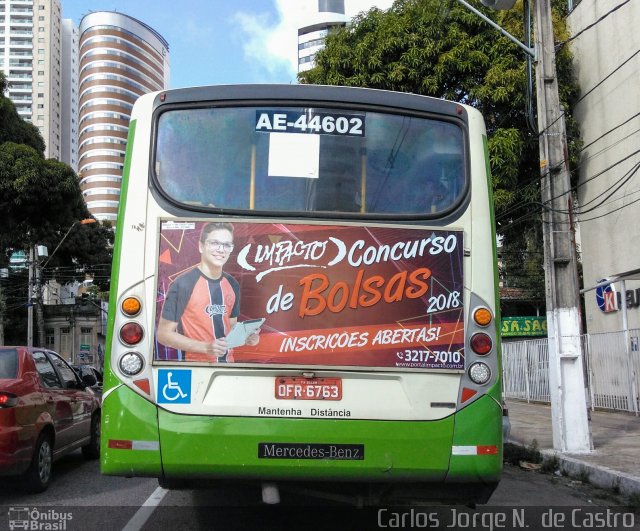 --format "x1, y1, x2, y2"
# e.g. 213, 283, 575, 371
157, 407, 455, 483
101, 385, 501, 504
